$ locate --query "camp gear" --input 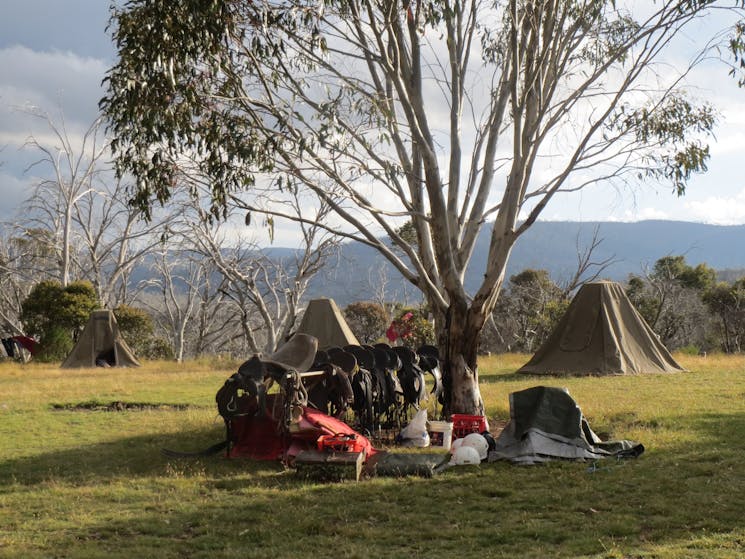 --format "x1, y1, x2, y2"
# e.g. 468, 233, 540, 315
295, 449, 366, 482
452, 414, 488, 439
427, 420, 454, 450
397, 409, 430, 447
462, 433, 489, 460
517, 281, 684, 375
217, 334, 318, 420
171, 334, 377, 463
392, 346, 427, 408
370, 452, 450, 478
296, 298, 360, 349
263, 333, 319, 372
227, 394, 376, 463
317, 433, 365, 453
306, 362, 354, 418
61, 310, 140, 368
450, 437, 463, 453
489, 386, 644, 465
415, 344, 444, 408
451, 445, 481, 466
